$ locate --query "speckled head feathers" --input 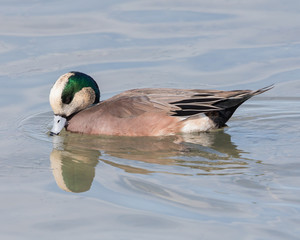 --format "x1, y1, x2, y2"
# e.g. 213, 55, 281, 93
49, 72, 100, 117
